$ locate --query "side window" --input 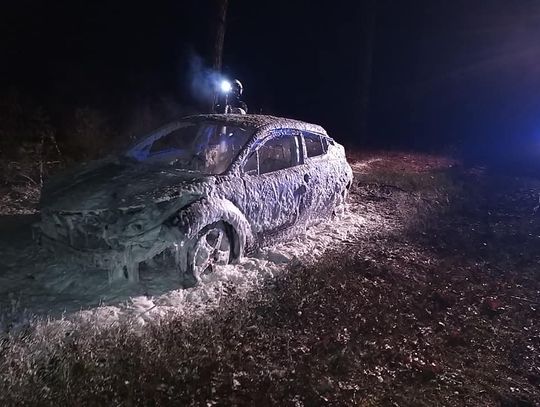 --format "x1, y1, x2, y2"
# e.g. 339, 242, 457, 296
243, 151, 258, 175
303, 131, 326, 158
258, 136, 292, 174
258, 135, 300, 174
